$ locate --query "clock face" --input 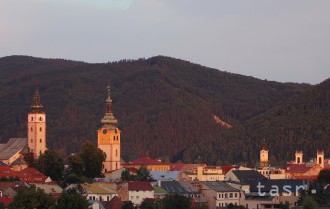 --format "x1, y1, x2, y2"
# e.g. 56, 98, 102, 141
102, 129, 107, 134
